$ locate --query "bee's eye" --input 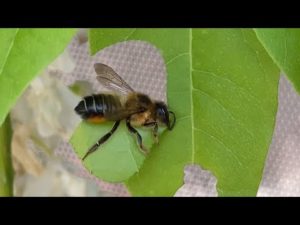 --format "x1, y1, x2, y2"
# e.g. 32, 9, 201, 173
157, 108, 165, 117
